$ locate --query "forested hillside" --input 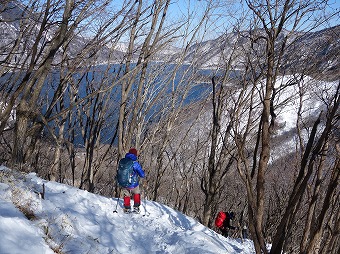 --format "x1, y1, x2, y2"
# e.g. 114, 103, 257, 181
0, 1, 339, 253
